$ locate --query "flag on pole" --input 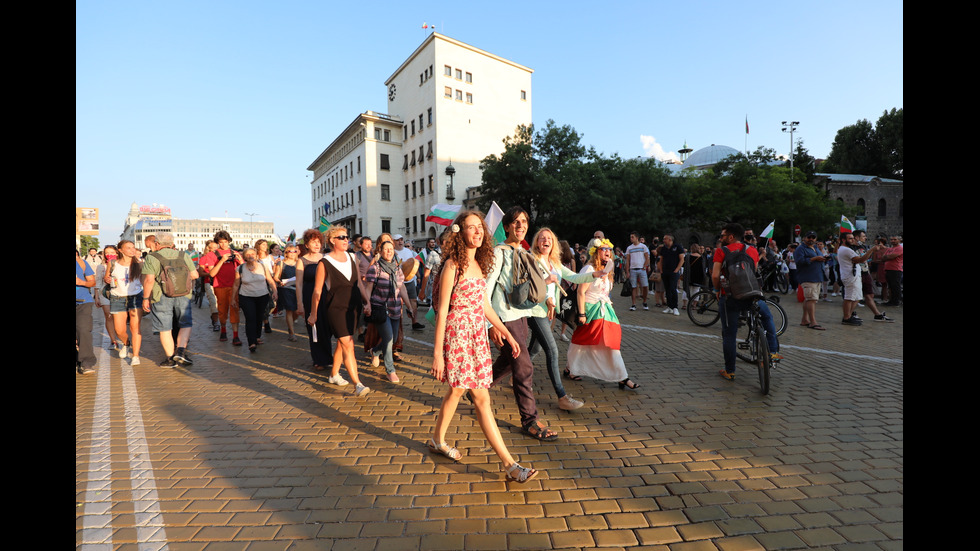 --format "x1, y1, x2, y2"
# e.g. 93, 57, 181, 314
745, 116, 749, 134
287, 230, 296, 243
318, 216, 331, 233
425, 203, 462, 226
760, 220, 775, 239
485, 202, 507, 246
839, 215, 854, 234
